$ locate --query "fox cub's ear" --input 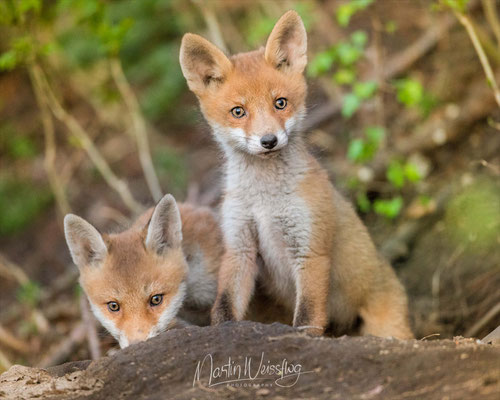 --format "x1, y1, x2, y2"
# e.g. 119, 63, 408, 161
265, 10, 307, 74
179, 33, 232, 95
64, 214, 107, 268
145, 194, 183, 255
